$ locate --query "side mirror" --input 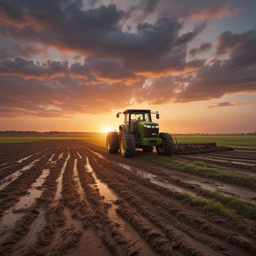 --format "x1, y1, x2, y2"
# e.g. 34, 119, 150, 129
116, 113, 119, 118
156, 113, 159, 119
